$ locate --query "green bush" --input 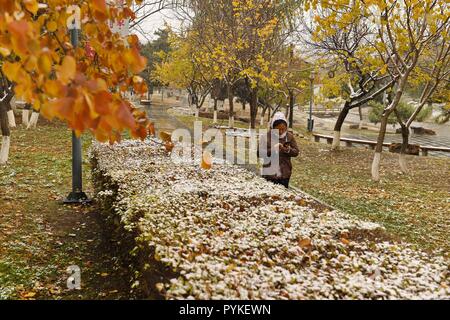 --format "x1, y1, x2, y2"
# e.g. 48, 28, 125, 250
368, 101, 418, 125
368, 101, 397, 125
416, 105, 432, 122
